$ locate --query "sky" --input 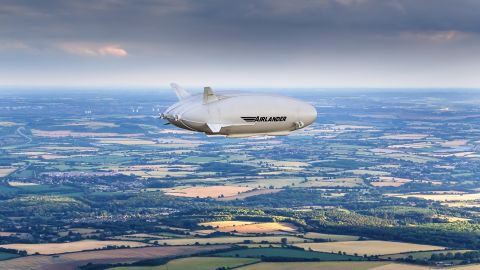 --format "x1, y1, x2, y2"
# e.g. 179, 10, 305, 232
0, 0, 479, 89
